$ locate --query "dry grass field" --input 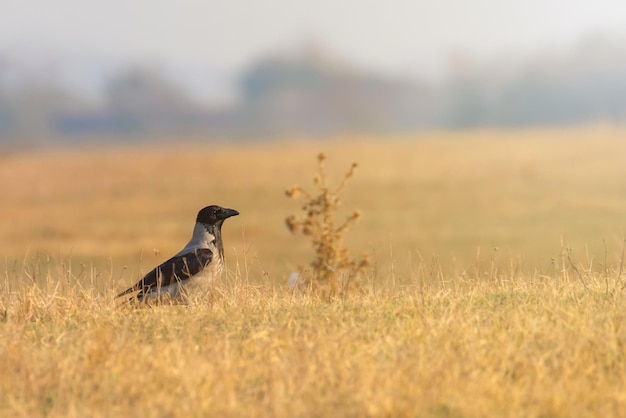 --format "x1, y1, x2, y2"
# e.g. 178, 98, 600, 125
2, 126, 626, 417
